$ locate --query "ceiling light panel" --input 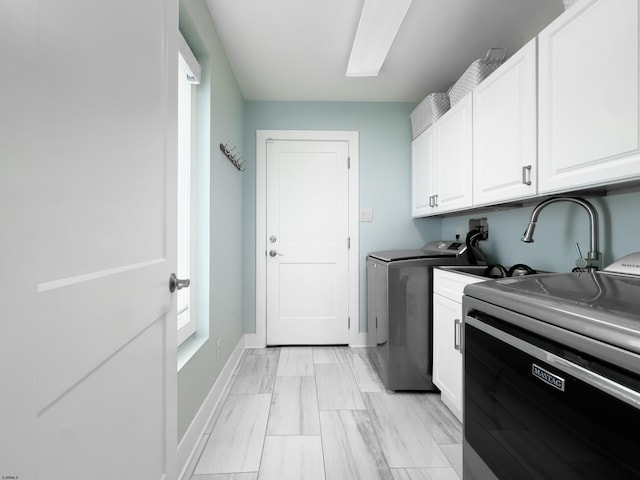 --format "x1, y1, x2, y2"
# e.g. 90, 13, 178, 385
346, 0, 413, 77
